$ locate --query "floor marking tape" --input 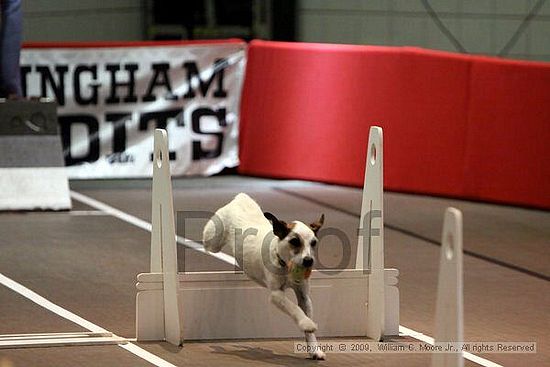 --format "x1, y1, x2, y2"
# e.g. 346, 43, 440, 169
119, 343, 179, 367
0, 273, 177, 367
0, 273, 107, 333
70, 190, 502, 367
399, 326, 503, 367
68, 210, 111, 216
